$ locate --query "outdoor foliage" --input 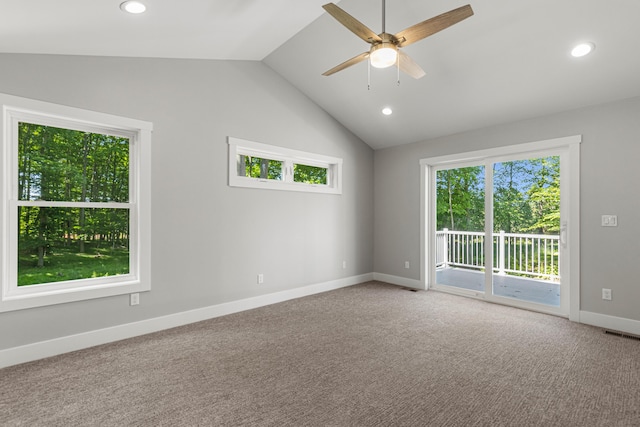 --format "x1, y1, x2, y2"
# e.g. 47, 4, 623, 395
294, 164, 327, 185
436, 166, 485, 232
241, 156, 283, 180
17, 122, 130, 286
239, 155, 327, 185
436, 157, 560, 234
436, 157, 561, 279
524, 157, 561, 233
